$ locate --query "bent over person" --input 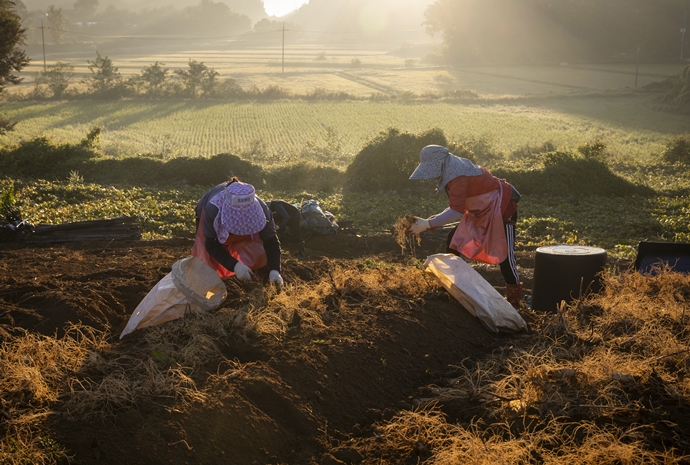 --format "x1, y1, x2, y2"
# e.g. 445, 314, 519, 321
268, 200, 306, 260
408, 145, 522, 308
192, 178, 284, 289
